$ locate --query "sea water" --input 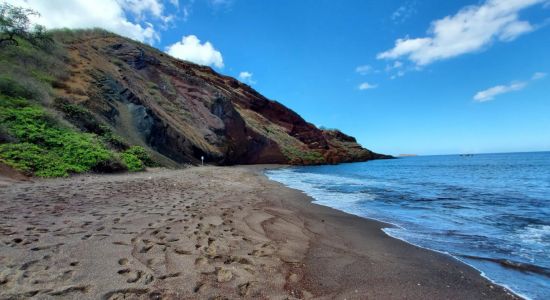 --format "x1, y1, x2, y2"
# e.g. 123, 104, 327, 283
265, 152, 550, 299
